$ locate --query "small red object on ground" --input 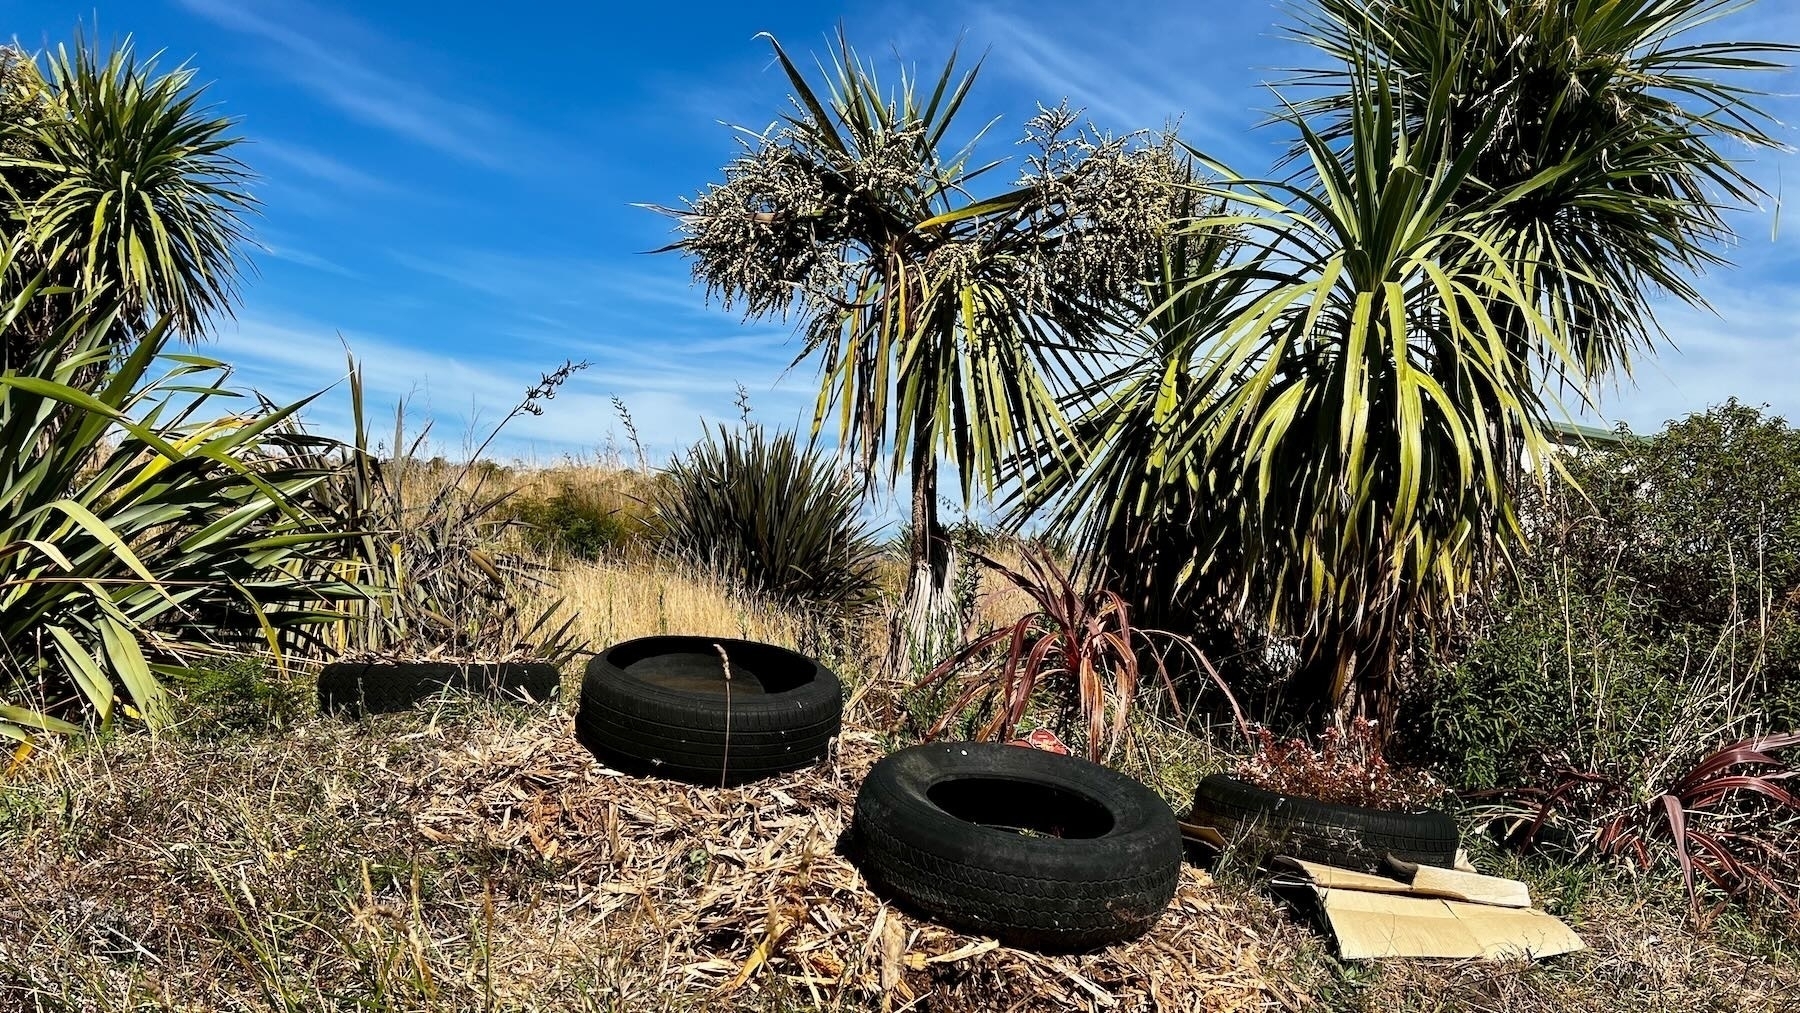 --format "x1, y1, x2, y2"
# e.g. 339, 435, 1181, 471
1007, 728, 1070, 755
